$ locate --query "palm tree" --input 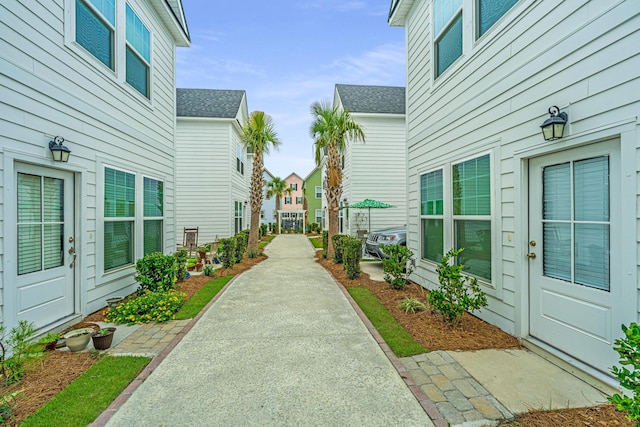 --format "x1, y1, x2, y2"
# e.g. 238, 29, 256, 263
309, 100, 365, 258
266, 177, 292, 234
242, 111, 281, 252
